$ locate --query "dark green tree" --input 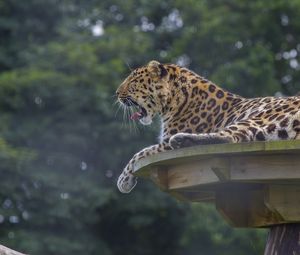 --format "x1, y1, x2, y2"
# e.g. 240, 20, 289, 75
2, 0, 300, 254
